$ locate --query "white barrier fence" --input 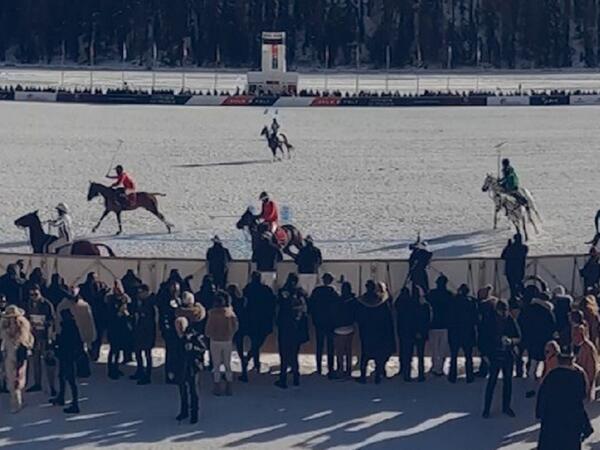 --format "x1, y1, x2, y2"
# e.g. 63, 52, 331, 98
0, 251, 590, 299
